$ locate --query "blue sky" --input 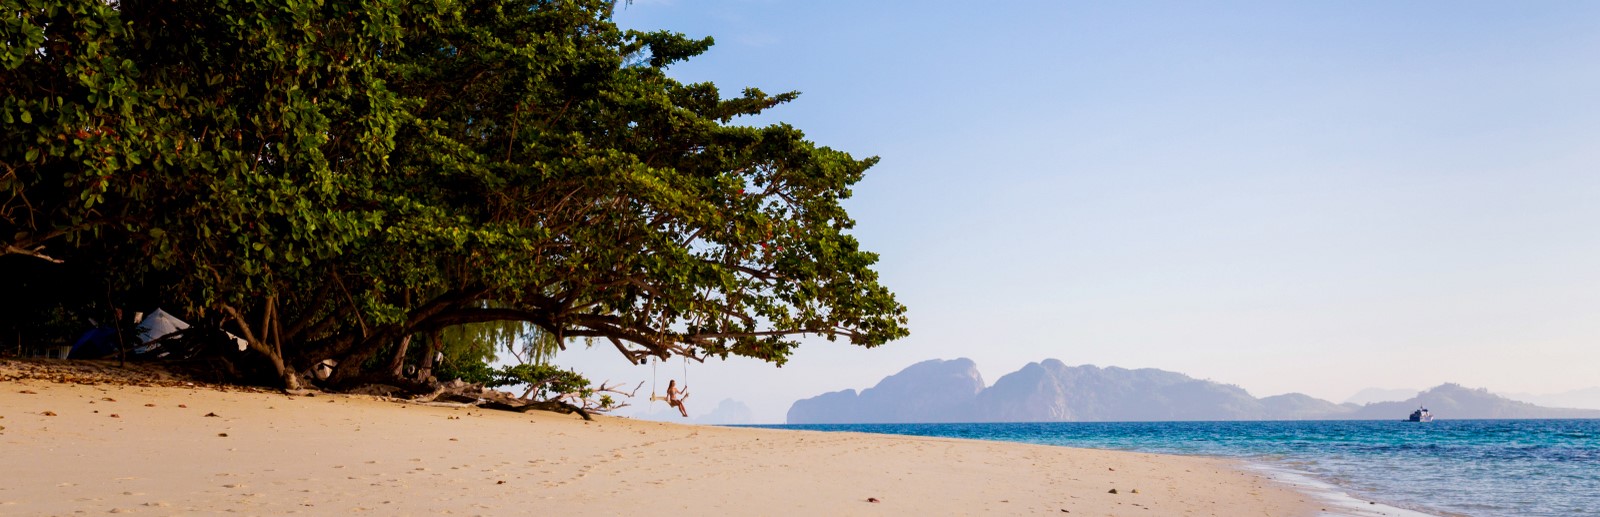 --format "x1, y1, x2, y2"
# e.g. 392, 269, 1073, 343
556, 1, 1600, 423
